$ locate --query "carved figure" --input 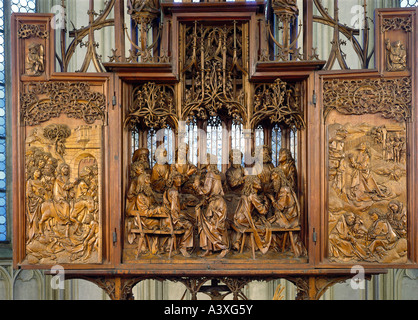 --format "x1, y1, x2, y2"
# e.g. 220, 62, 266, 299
194, 155, 229, 258
277, 148, 297, 193
126, 162, 146, 244
132, 147, 151, 174
386, 200, 407, 239
348, 143, 391, 202
254, 145, 274, 194
232, 175, 272, 254
162, 171, 194, 257
367, 208, 399, 259
329, 129, 347, 195
225, 149, 245, 193
151, 148, 170, 193
171, 143, 197, 194
26, 167, 46, 242
38, 163, 77, 234
329, 212, 368, 261
386, 39, 407, 72
268, 167, 300, 229
133, 172, 169, 253
25, 43, 44, 76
